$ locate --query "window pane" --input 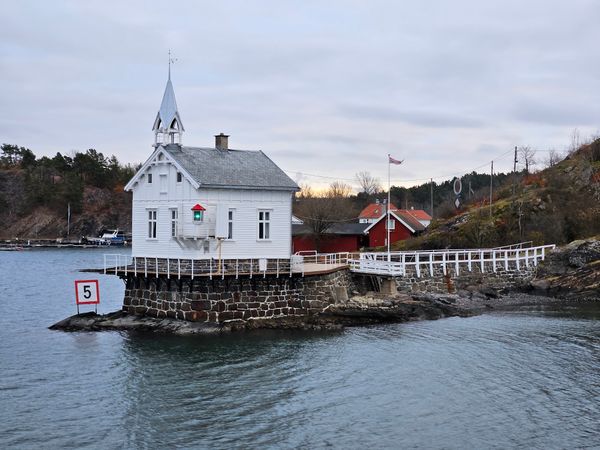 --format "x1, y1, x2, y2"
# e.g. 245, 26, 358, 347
265, 222, 270, 239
